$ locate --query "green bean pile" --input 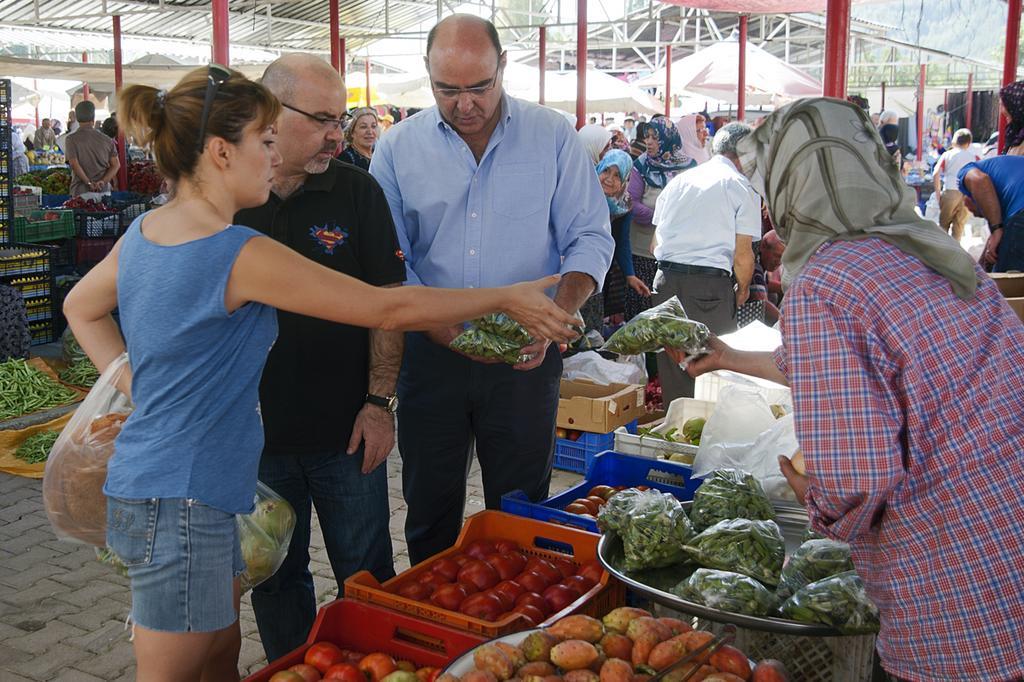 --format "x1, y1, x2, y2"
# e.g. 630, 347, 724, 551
14, 430, 60, 464
0, 359, 78, 420
59, 360, 100, 388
